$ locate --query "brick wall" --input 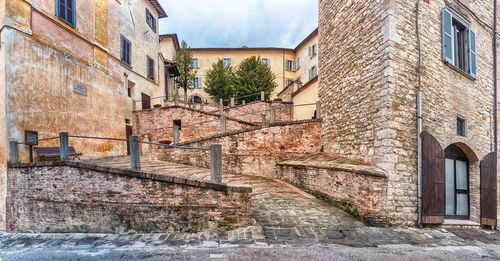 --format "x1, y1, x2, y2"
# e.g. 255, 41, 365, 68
276, 161, 389, 226
157, 120, 322, 178
221, 101, 294, 123
6, 161, 252, 233
319, 0, 500, 225
133, 105, 257, 151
